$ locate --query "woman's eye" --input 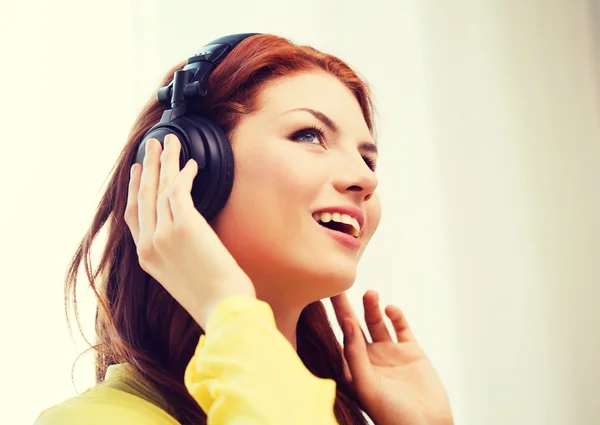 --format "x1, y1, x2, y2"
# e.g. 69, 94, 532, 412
290, 125, 325, 145
295, 131, 320, 144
